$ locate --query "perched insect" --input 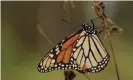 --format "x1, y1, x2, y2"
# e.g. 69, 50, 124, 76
37, 22, 110, 74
